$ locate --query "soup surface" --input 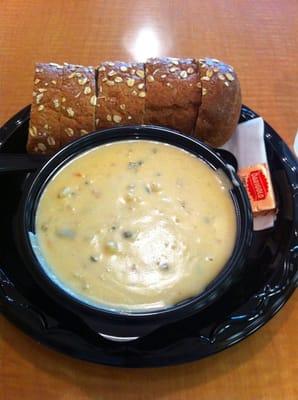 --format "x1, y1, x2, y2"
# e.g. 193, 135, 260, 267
36, 140, 236, 310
